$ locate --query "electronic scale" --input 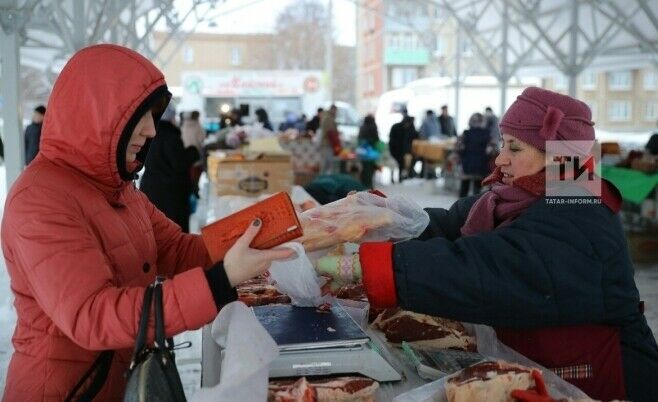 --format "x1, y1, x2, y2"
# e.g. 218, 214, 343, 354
253, 304, 402, 382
